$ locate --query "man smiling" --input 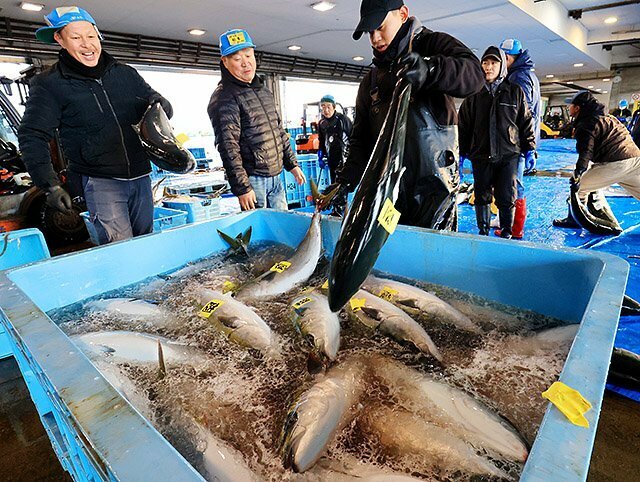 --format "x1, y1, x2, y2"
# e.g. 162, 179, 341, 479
19, 6, 172, 245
